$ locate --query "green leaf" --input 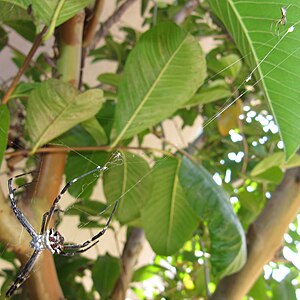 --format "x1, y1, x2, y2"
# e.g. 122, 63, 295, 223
238, 190, 265, 229
113, 22, 206, 145
4, 20, 36, 42
65, 151, 108, 200
209, 0, 300, 159
272, 279, 297, 300
179, 157, 246, 277
248, 275, 269, 300
251, 152, 300, 177
92, 254, 120, 299
51, 125, 95, 147
81, 117, 107, 145
66, 199, 107, 217
25, 79, 104, 153
252, 166, 283, 184
142, 157, 199, 255
207, 53, 242, 79
97, 73, 123, 88
0, 105, 10, 166
184, 80, 232, 107
132, 265, 167, 282
103, 151, 152, 224
0, 26, 8, 50
31, 0, 93, 27
0, 1, 31, 22
10, 82, 40, 99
